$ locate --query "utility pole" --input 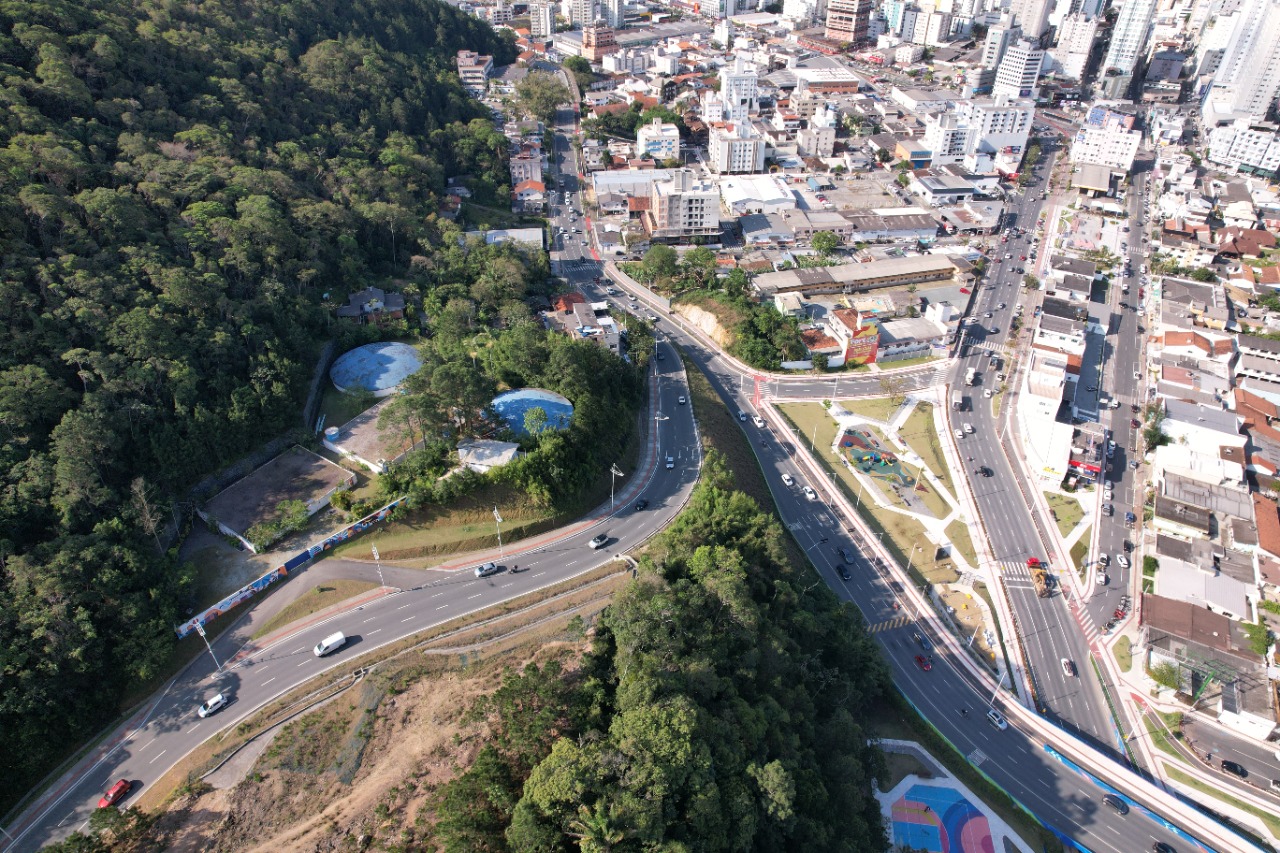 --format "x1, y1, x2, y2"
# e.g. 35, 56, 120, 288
610, 463, 624, 512
372, 544, 386, 590
493, 506, 505, 558
194, 621, 221, 672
